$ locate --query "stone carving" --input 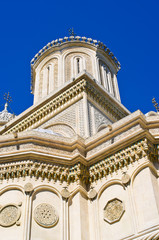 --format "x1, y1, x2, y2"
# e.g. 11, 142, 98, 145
61, 188, 70, 199
104, 198, 124, 224
24, 183, 34, 194
121, 173, 131, 185
94, 106, 112, 131
88, 188, 97, 199
0, 204, 21, 227
34, 203, 58, 228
